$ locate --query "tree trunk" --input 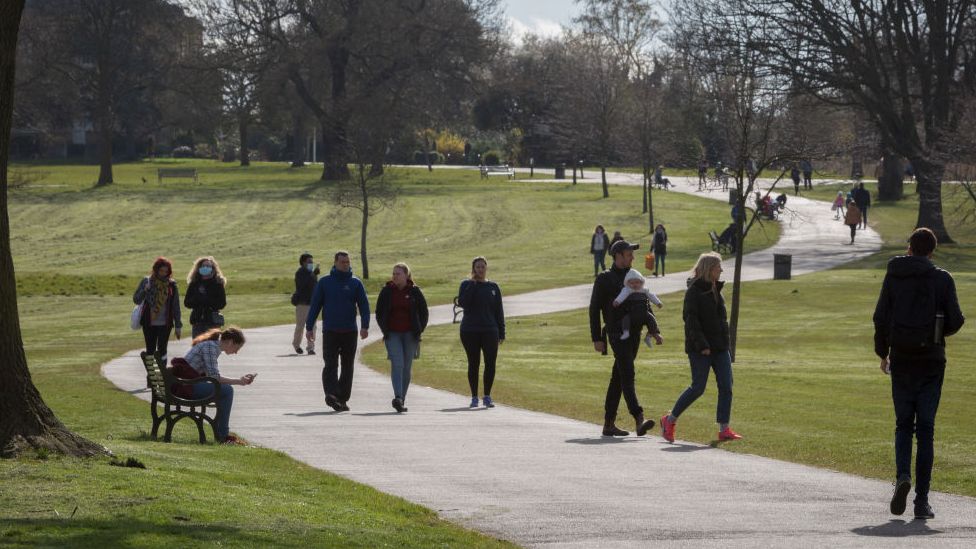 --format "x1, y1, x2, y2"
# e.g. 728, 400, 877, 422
369, 160, 384, 177
359, 167, 370, 280
95, 106, 113, 186
320, 120, 349, 181
572, 153, 578, 184
0, 0, 107, 459
641, 160, 648, 214
877, 152, 904, 201
291, 113, 306, 167
912, 157, 952, 243
645, 164, 654, 232
424, 133, 433, 172
728, 190, 746, 363
600, 164, 609, 198
239, 117, 250, 167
